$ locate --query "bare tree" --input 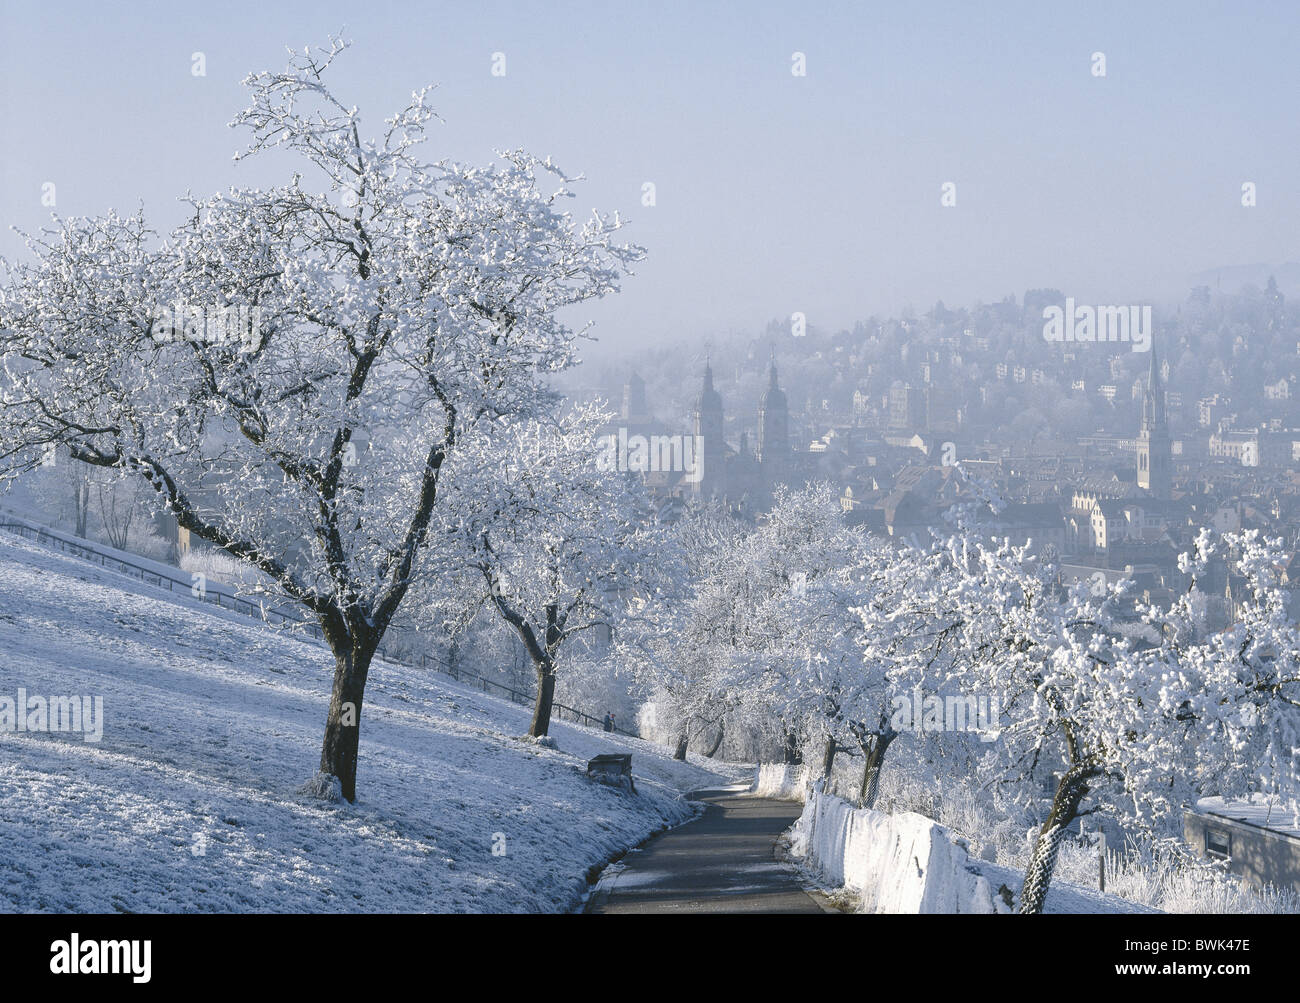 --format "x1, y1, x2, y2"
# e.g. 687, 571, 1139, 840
96, 471, 146, 551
